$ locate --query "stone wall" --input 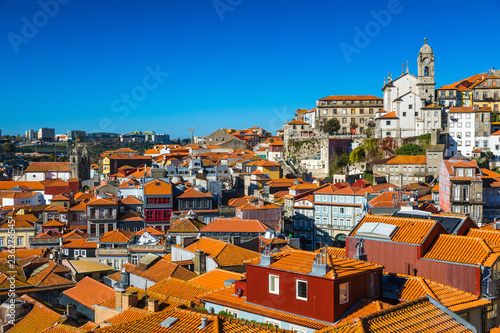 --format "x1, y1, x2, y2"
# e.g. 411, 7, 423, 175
284, 138, 322, 159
